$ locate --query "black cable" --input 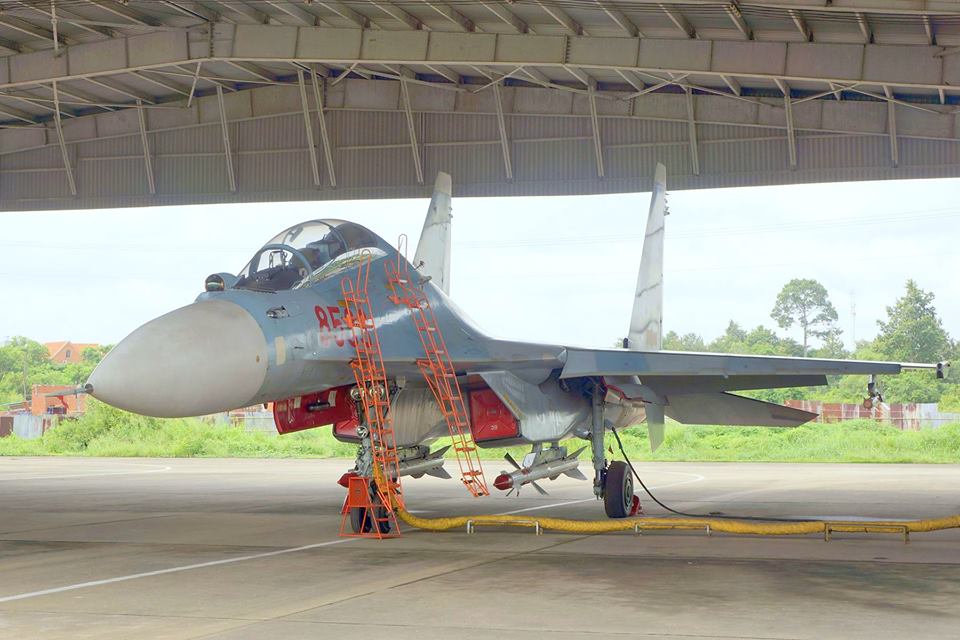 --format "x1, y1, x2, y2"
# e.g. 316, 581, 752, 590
609, 426, 808, 523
